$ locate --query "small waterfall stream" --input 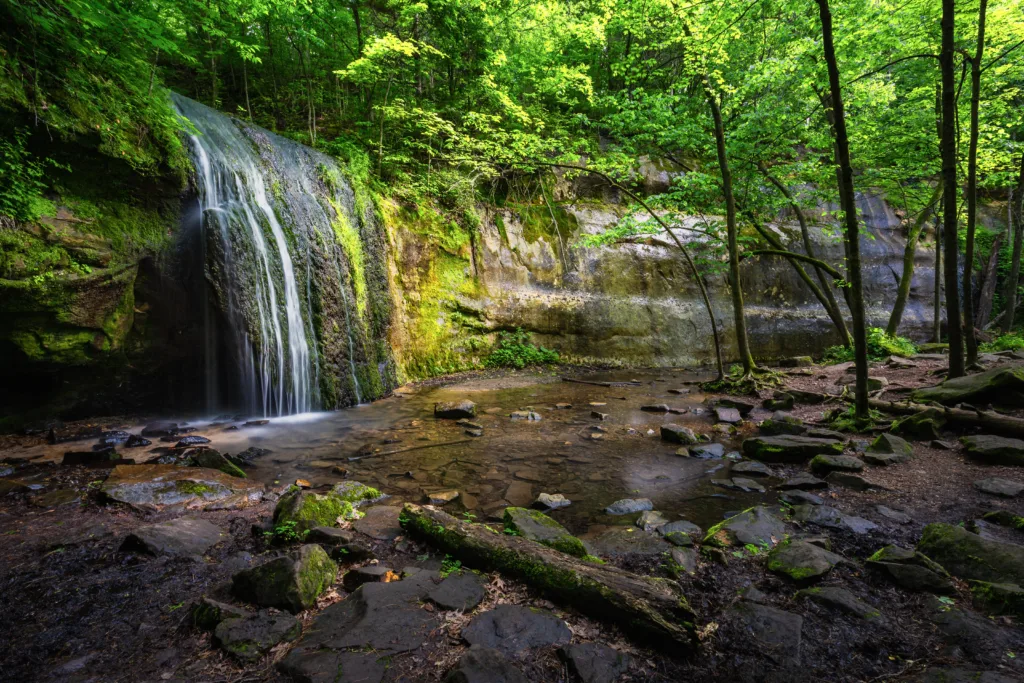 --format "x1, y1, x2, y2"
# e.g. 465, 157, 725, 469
173, 95, 394, 415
